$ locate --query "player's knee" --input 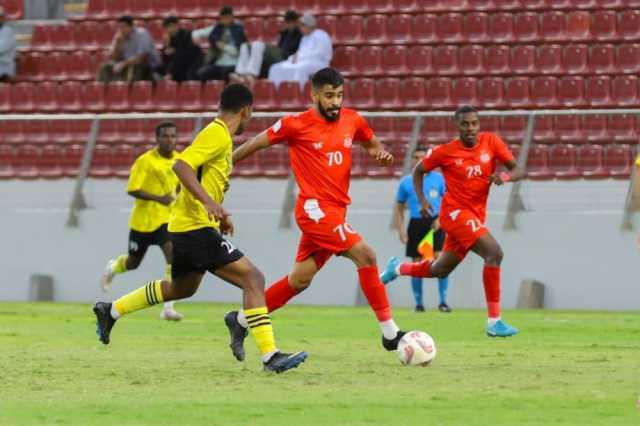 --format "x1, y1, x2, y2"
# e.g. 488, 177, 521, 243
245, 268, 266, 293
355, 245, 377, 267
485, 245, 504, 266
126, 256, 142, 270
289, 273, 313, 291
